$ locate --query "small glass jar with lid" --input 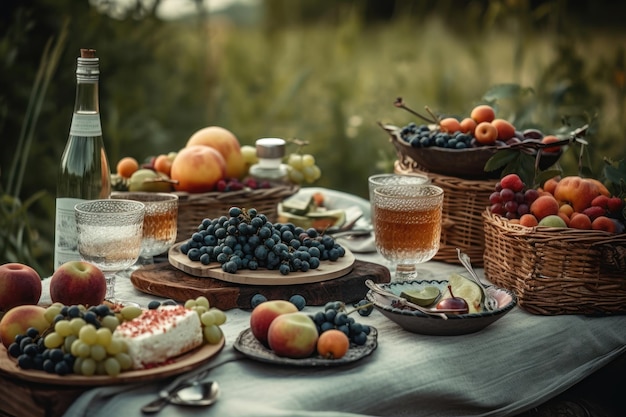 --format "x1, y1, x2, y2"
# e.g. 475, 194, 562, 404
249, 138, 289, 185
